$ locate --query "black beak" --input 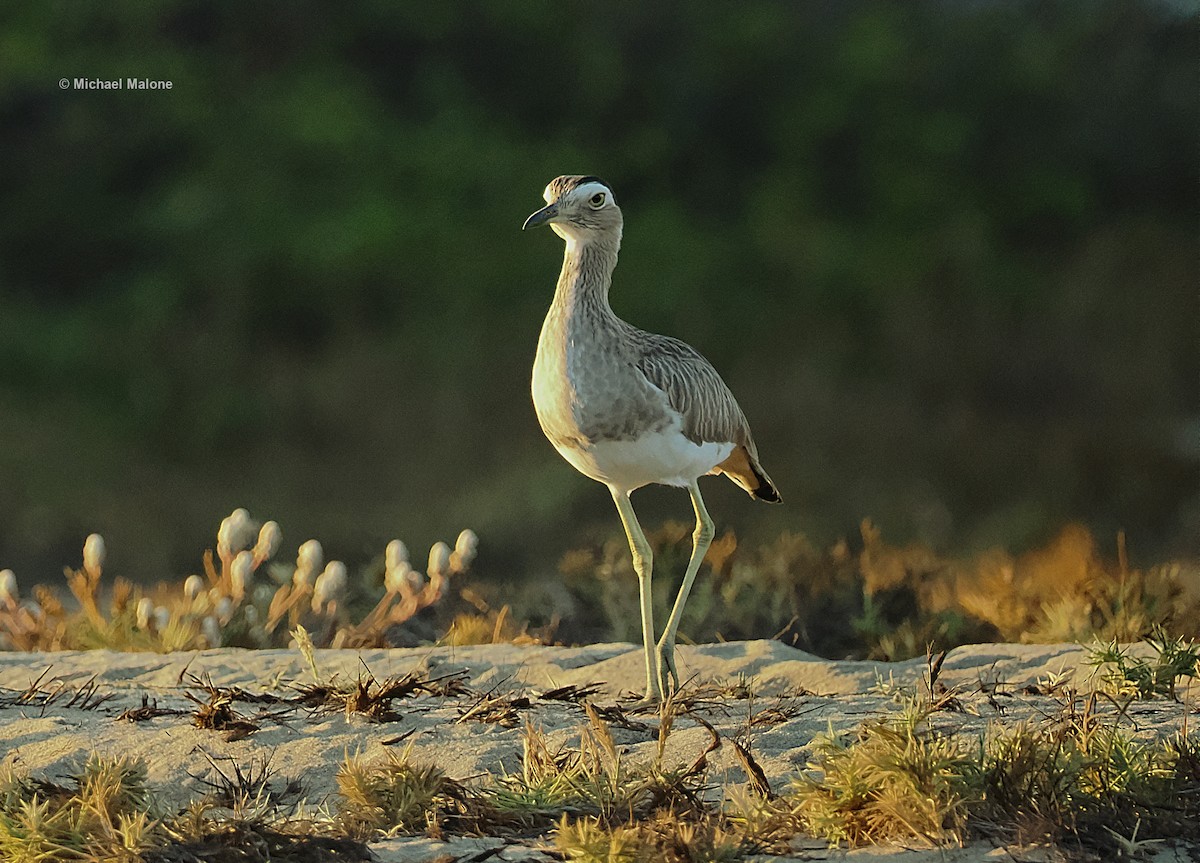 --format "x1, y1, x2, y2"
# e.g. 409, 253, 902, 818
522, 203, 558, 230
